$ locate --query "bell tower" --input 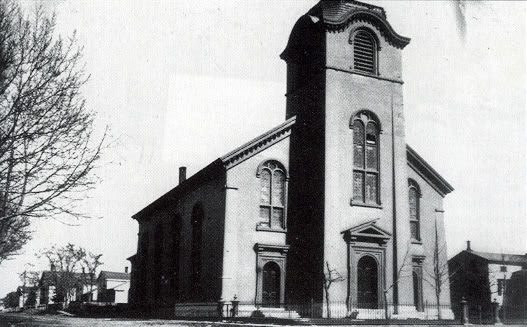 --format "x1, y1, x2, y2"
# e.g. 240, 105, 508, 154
283, 0, 412, 308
